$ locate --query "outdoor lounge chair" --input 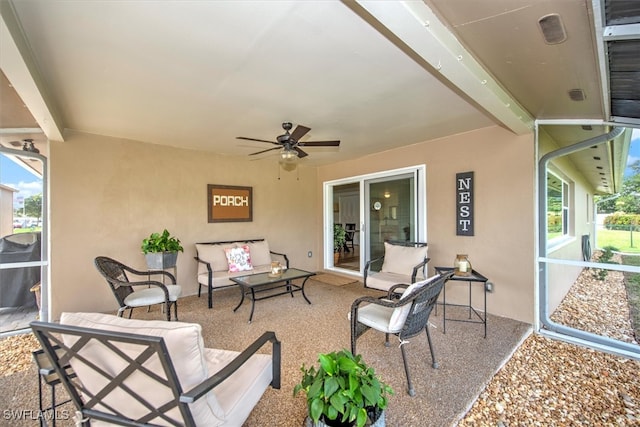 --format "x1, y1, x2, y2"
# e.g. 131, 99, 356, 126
95, 256, 181, 321
350, 272, 451, 396
31, 312, 281, 426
